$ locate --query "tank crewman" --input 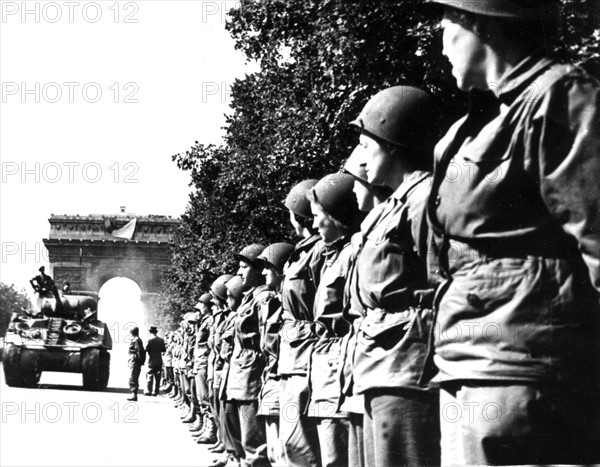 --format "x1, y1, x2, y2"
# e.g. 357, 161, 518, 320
198, 274, 235, 450
145, 326, 166, 396
30, 266, 58, 298
347, 86, 442, 467
305, 172, 364, 467
338, 154, 391, 467
224, 244, 273, 467
211, 275, 247, 467
256, 242, 296, 466
277, 179, 326, 467
424, 1, 600, 464
188, 293, 214, 435
127, 326, 146, 402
